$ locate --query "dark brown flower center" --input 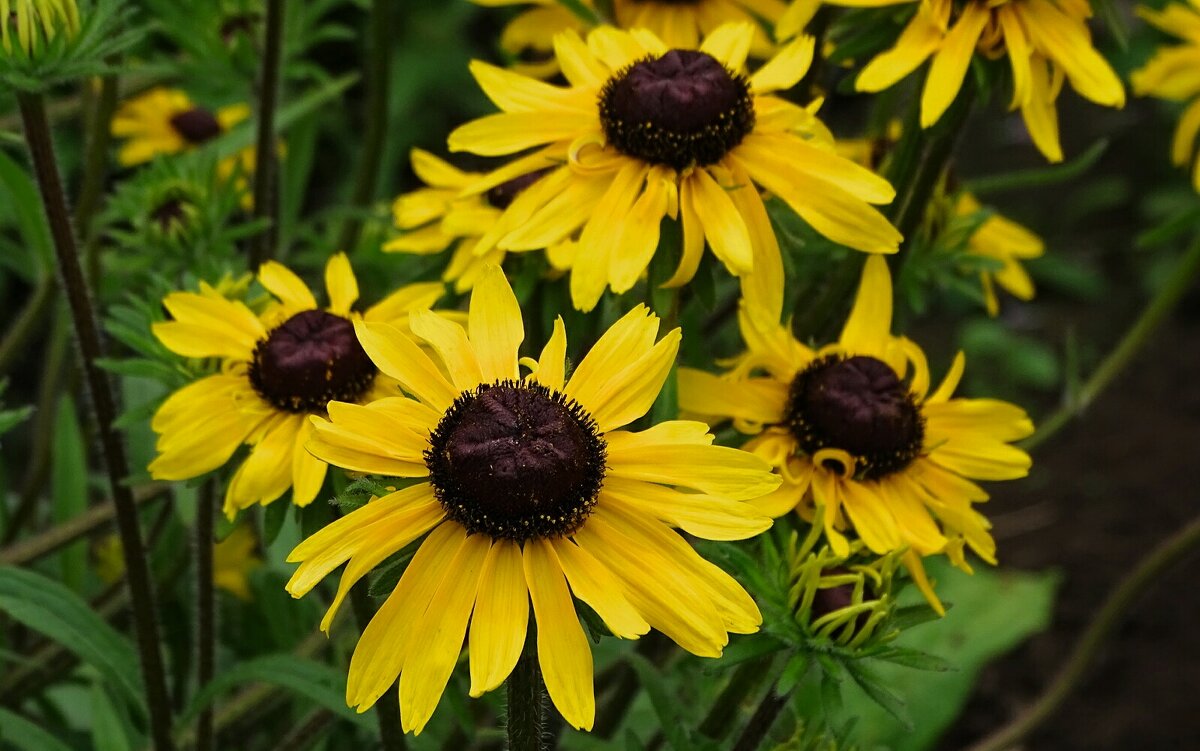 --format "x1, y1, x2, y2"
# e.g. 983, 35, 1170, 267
599, 49, 754, 171
426, 381, 606, 541
249, 310, 376, 413
485, 168, 554, 209
786, 355, 924, 480
169, 107, 223, 145
151, 198, 189, 231
809, 567, 856, 620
